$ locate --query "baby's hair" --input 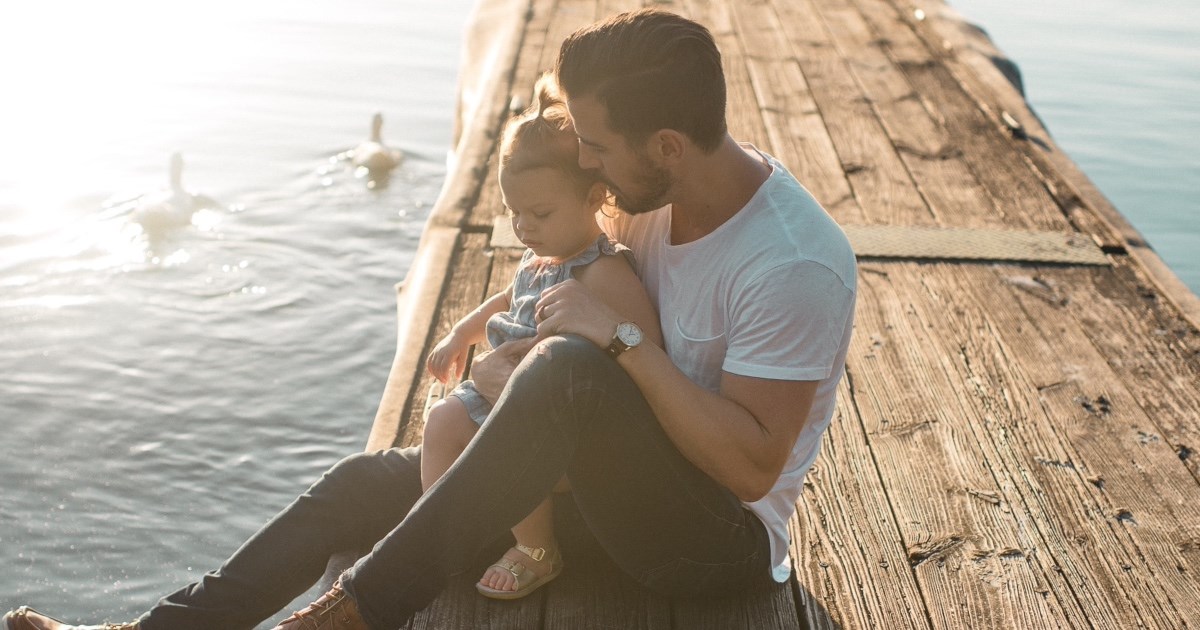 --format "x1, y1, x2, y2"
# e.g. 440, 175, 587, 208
499, 73, 600, 198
